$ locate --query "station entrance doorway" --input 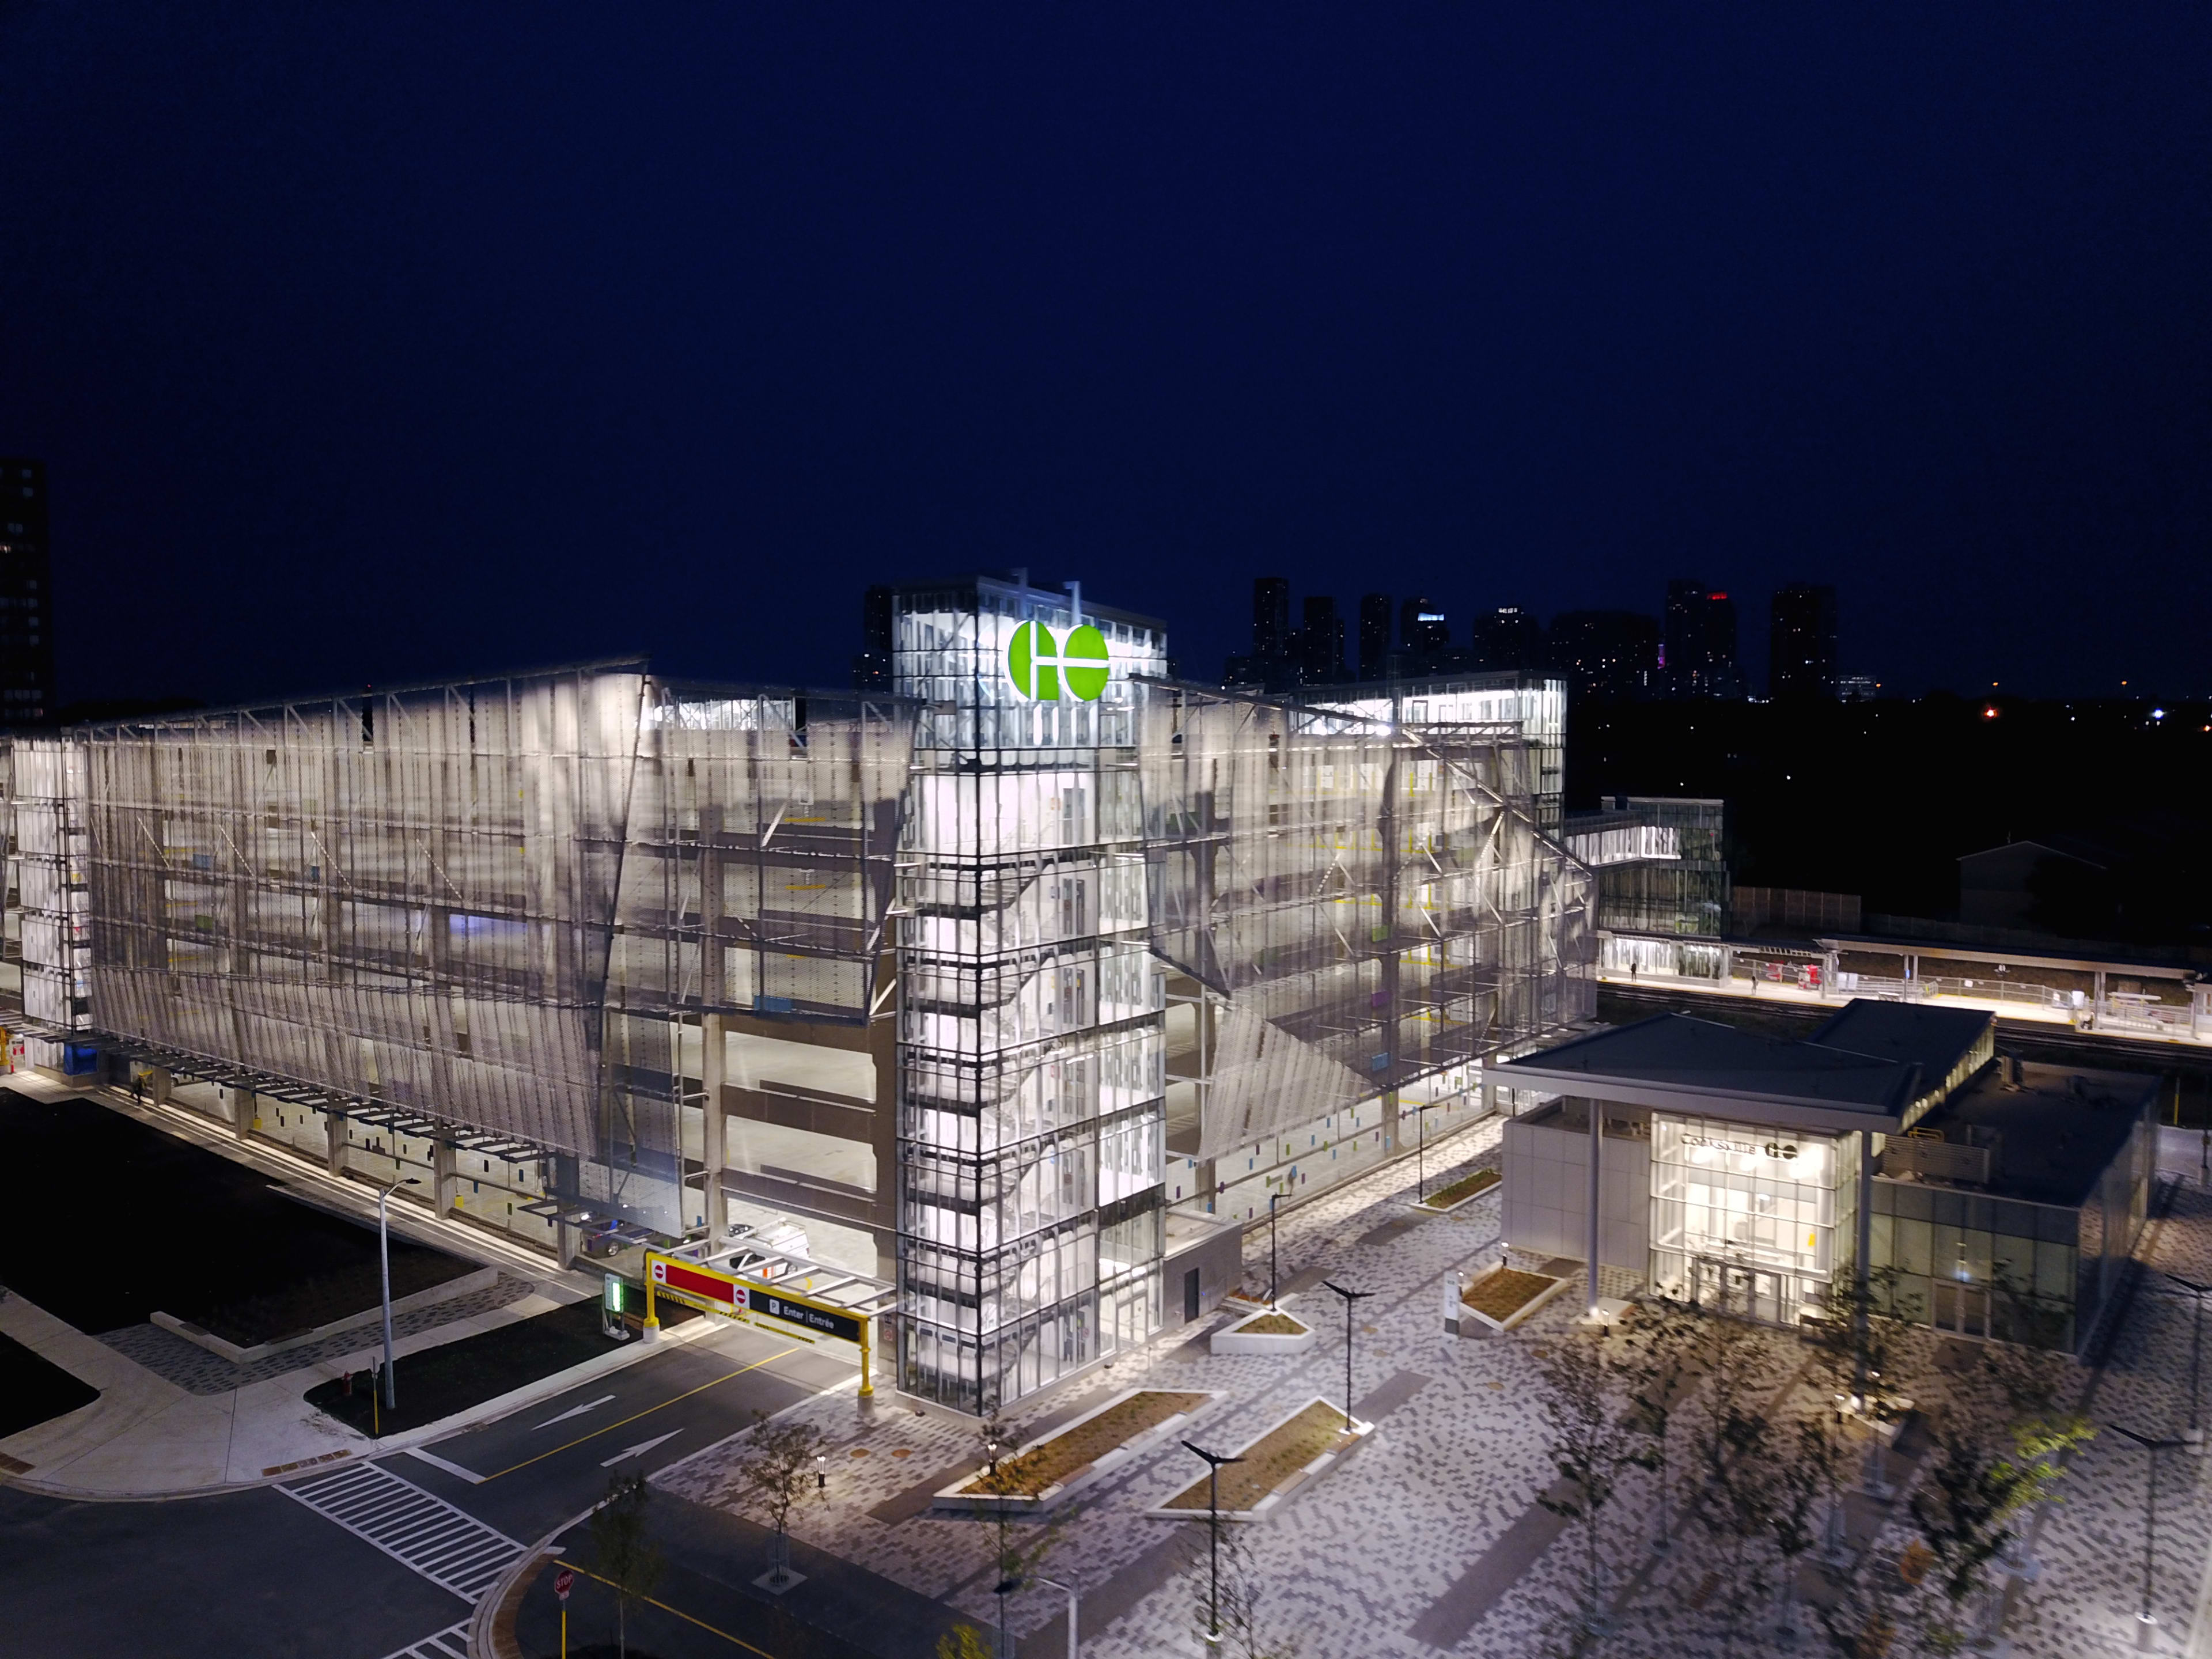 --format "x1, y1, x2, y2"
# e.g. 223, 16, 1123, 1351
1690, 1257, 1801, 1327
